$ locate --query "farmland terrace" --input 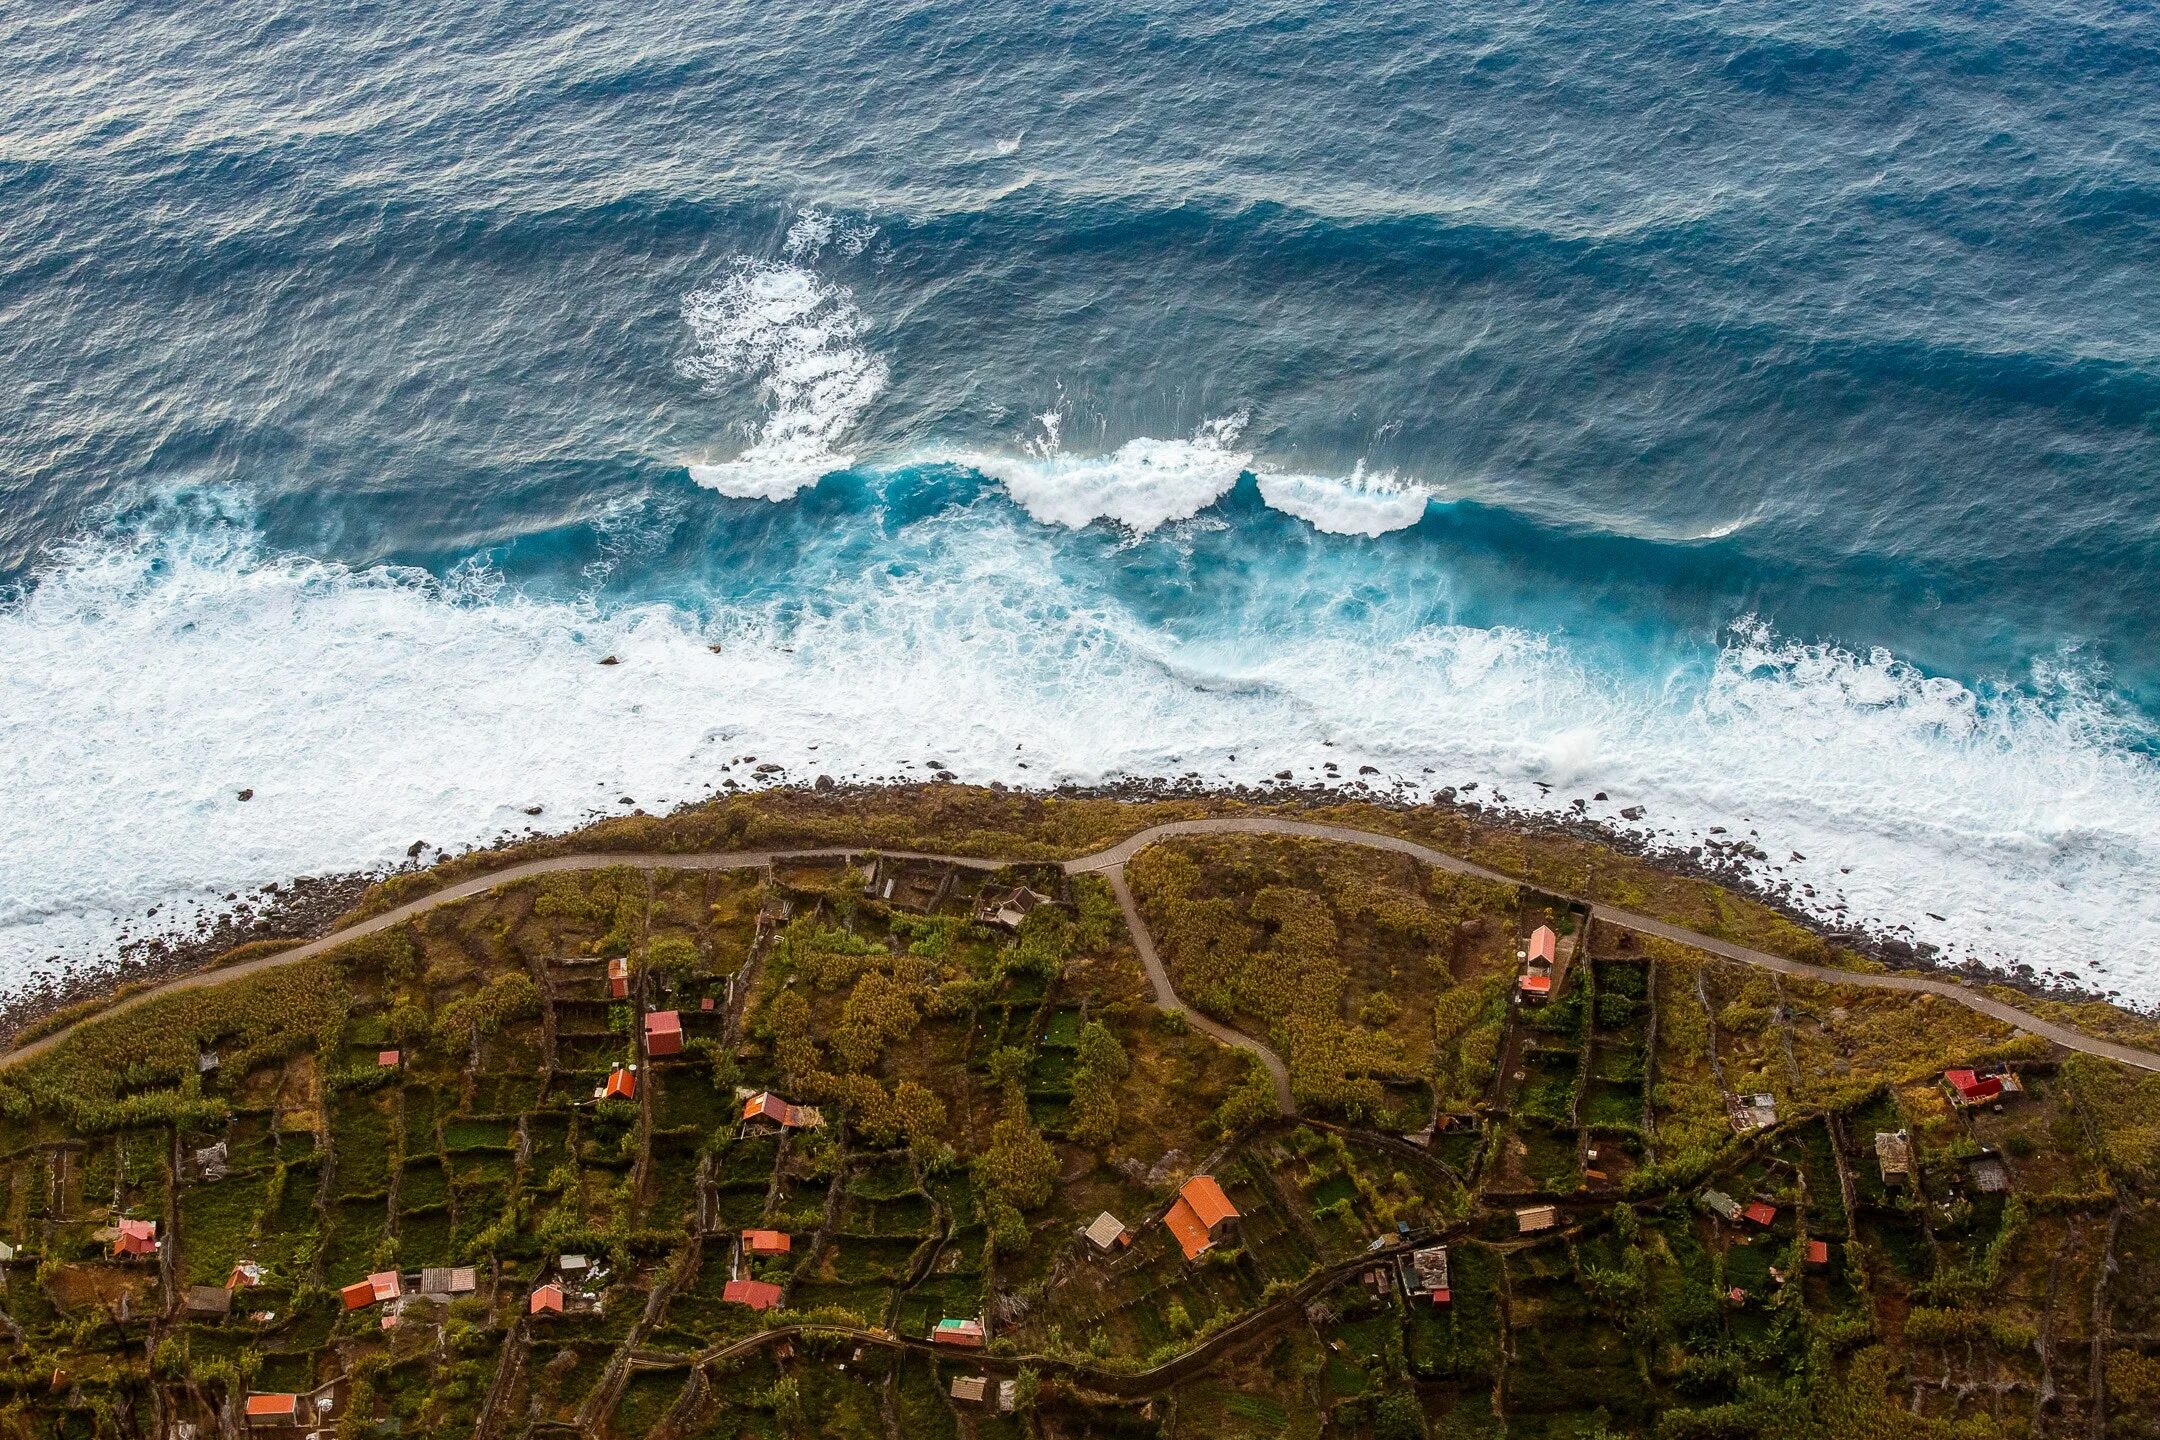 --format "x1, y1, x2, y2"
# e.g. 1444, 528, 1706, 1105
0, 787, 2156, 1438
